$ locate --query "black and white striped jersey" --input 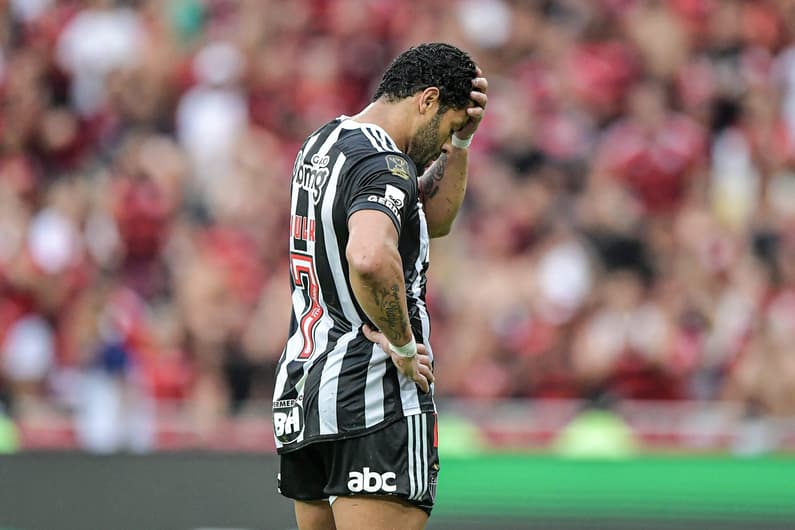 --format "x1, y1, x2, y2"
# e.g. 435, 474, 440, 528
273, 116, 435, 454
